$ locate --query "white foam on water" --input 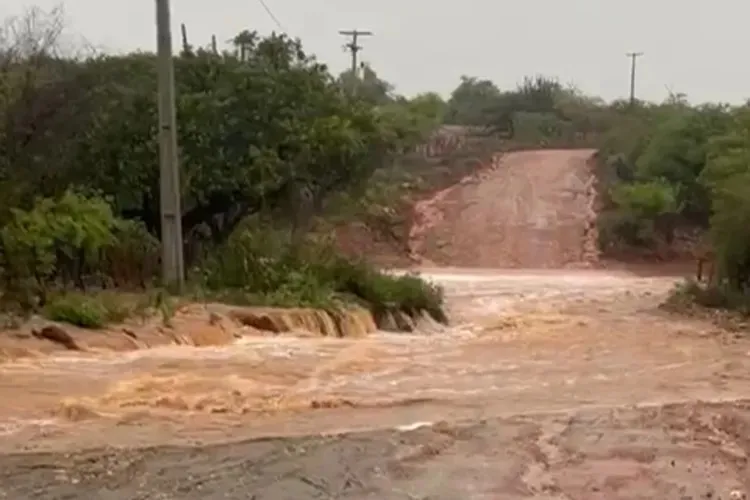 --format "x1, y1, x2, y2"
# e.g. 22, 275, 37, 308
396, 421, 434, 431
